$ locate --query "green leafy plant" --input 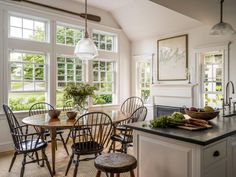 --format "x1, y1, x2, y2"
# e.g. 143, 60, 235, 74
63, 83, 97, 108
